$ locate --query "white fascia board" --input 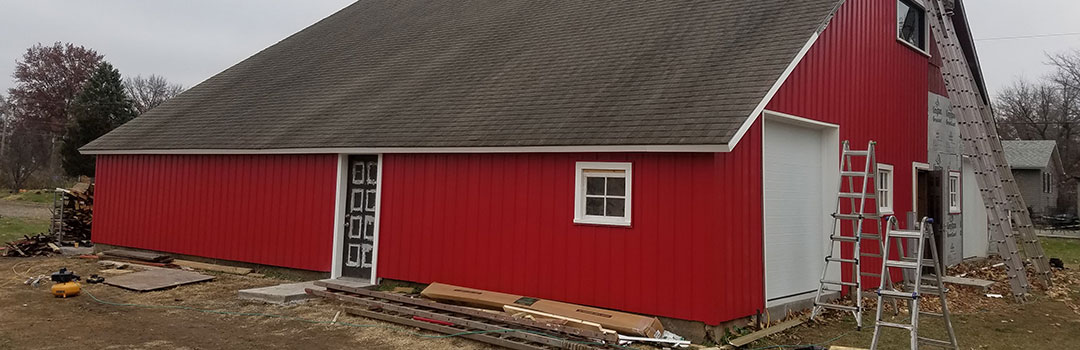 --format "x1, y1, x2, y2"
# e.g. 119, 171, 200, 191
81, 144, 729, 155
721, 31, 823, 153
